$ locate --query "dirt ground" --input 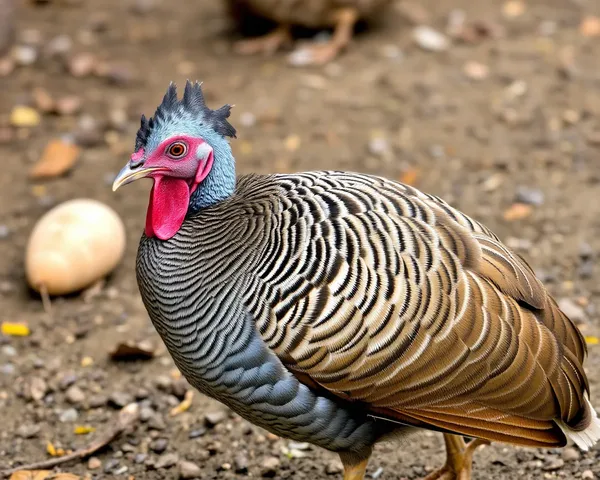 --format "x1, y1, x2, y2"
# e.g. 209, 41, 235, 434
1, 0, 600, 479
